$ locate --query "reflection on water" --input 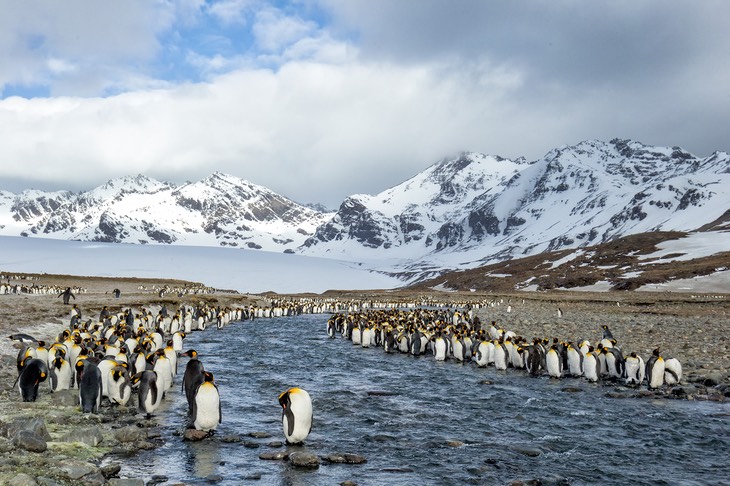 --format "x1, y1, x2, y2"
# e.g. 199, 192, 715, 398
114, 314, 730, 486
